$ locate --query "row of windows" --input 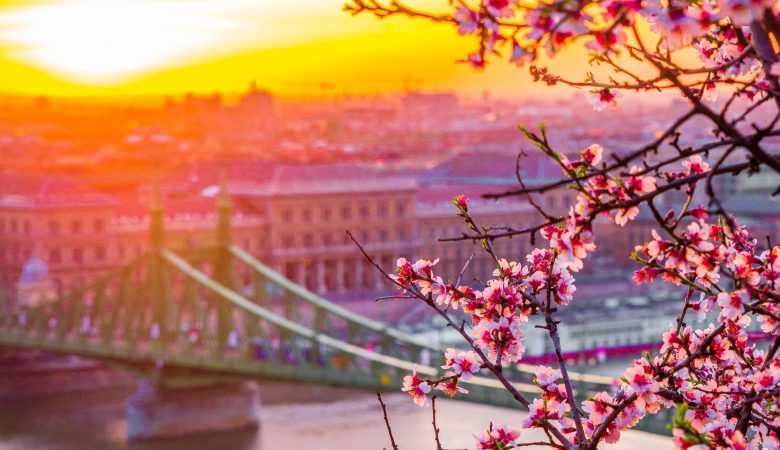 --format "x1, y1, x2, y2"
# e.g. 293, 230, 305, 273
279, 229, 411, 249
429, 255, 497, 278
48, 247, 106, 264
282, 257, 386, 292
570, 325, 642, 340
0, 244, 142, 265
1, 247, 33, 263
48, 218, 106, 235
279, 201, 407, 224
545, 192, 577, 210
424, 221, 529, 241
0, 218, 32, 235
422, 239, 527, 256
0, 218, 106, 235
